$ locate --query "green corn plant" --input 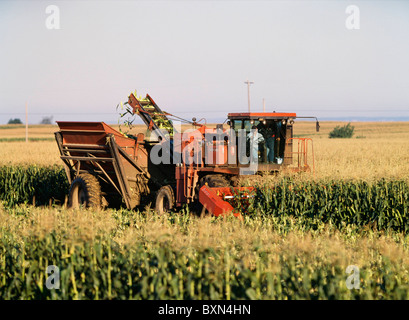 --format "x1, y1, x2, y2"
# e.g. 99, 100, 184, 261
0, 165, 68, 207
